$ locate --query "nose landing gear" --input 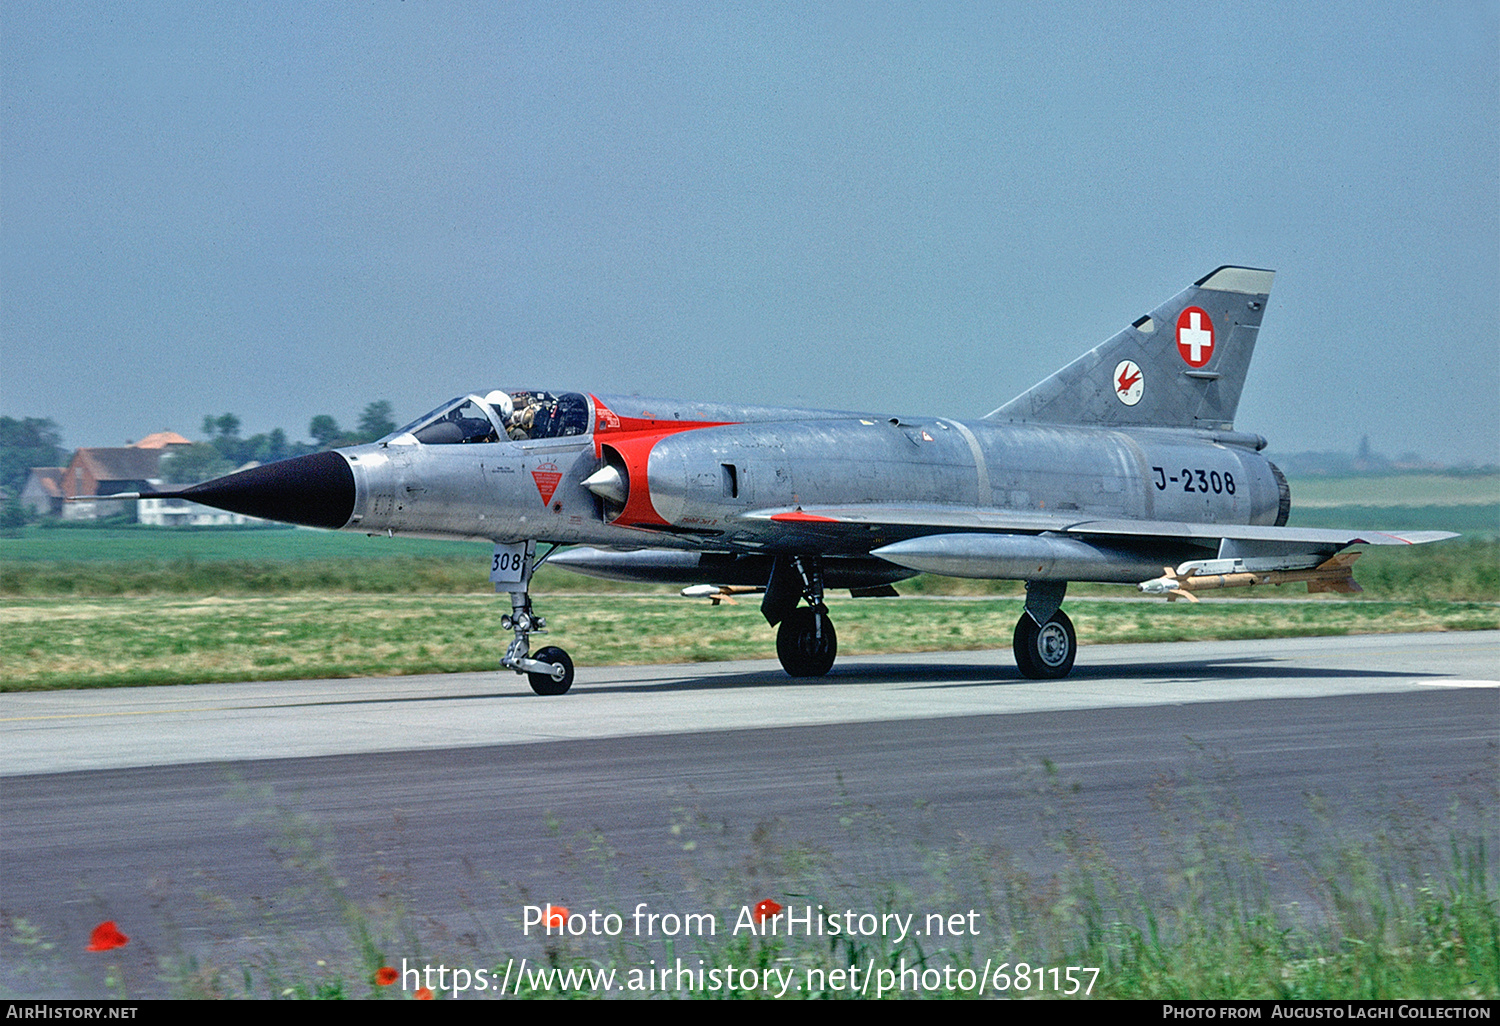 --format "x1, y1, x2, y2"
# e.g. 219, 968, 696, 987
494, 541, 574, 695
